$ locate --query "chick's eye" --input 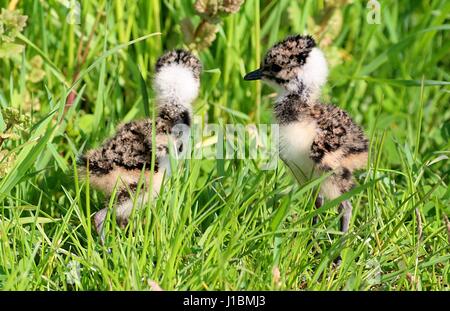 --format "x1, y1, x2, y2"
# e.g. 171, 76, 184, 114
271, 64, 282, 72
